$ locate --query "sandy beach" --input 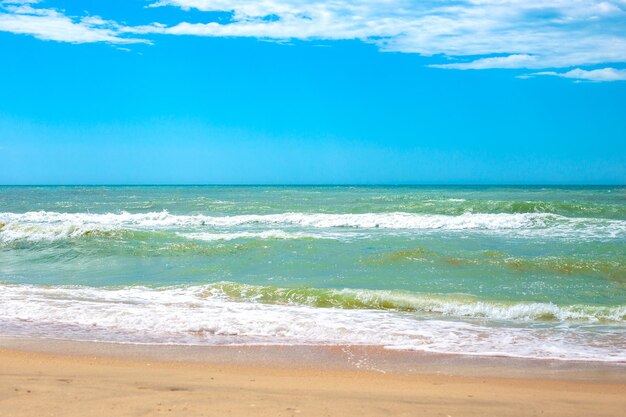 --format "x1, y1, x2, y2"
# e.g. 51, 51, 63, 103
1, 339, 625, 417
3, 0, 626, 411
